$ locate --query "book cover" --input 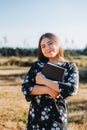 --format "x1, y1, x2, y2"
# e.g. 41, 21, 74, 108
42, 62, 65, 81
